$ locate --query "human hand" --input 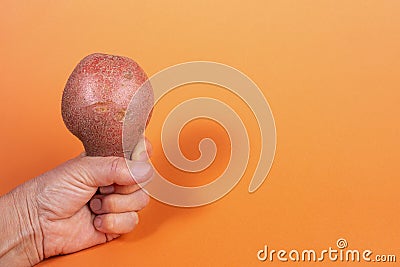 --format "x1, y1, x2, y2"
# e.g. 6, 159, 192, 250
0, 138, 153, 266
